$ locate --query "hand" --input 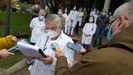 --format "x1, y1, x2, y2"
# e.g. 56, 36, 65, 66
41, 55, 53, 65
0, 49, 14, 59
84, 33, 90, 37
12, 36, 18, 42
55, 50, 65, 59
25, 56, 34, 61
79, 45, 86, 53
